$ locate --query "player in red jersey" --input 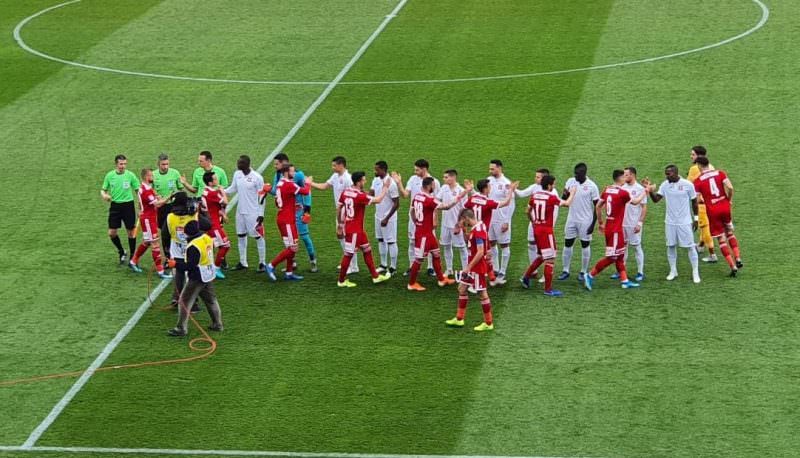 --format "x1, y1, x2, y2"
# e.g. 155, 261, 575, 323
130, 168, 172, 279
201, 171, 230, 279
463, 178, 517, 285
445, 209, 495, 331
693, 156, 742, 276
265, 164, 310, 282
405, 177, 473, 291
318, 171, 392, 287
584, 170, 646, 290
520, 175, 576, 296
